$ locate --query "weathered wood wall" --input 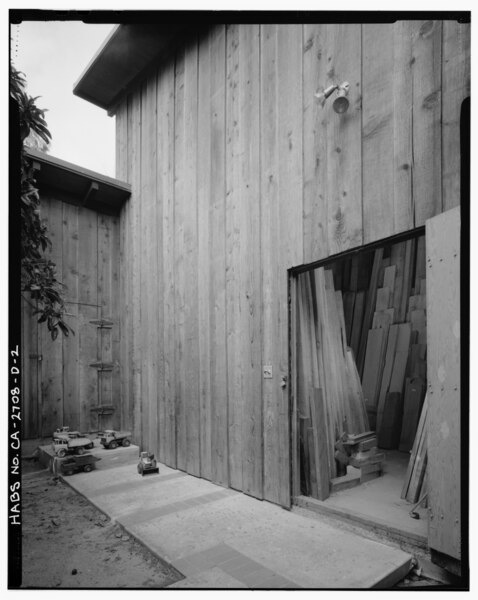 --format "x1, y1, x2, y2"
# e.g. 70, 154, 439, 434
21, 192, 121, 438
115, 20, 469, 505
